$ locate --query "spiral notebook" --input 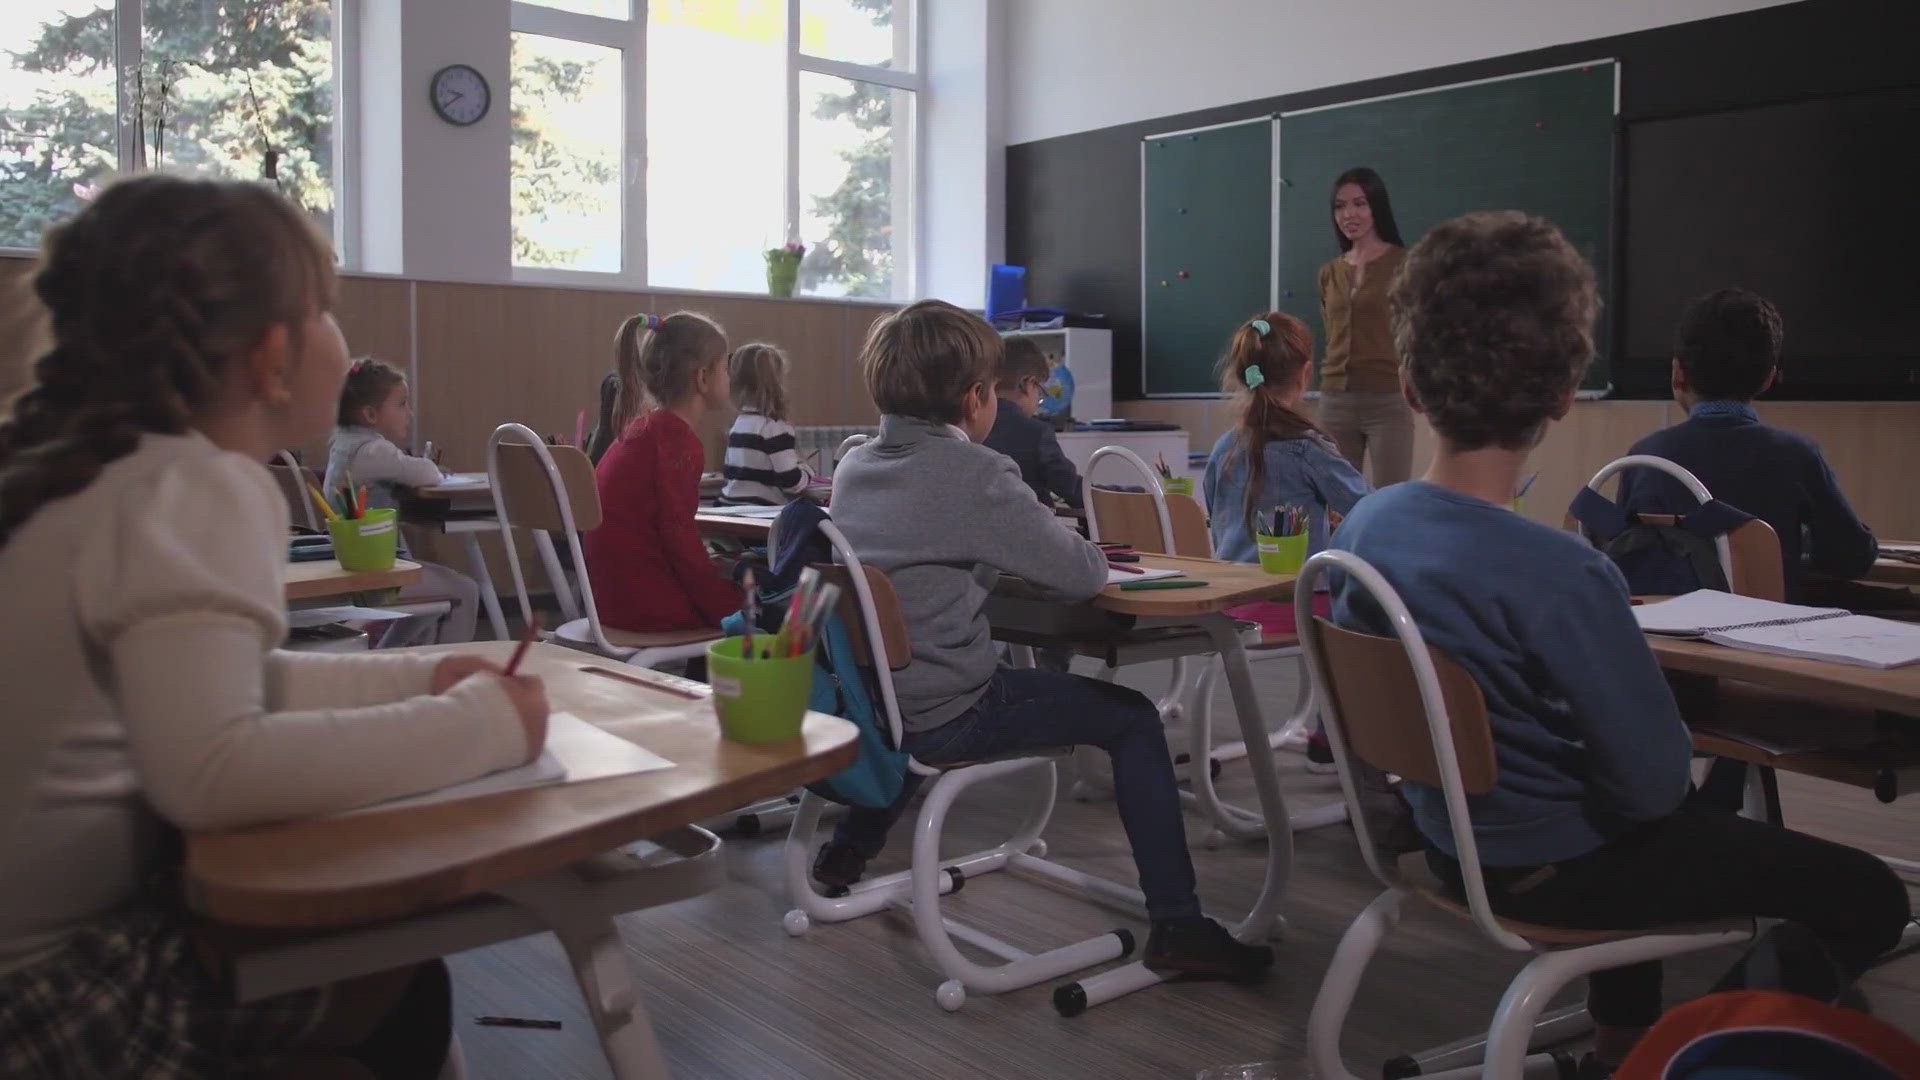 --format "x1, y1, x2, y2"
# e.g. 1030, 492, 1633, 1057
1634, 590, 1920, 669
